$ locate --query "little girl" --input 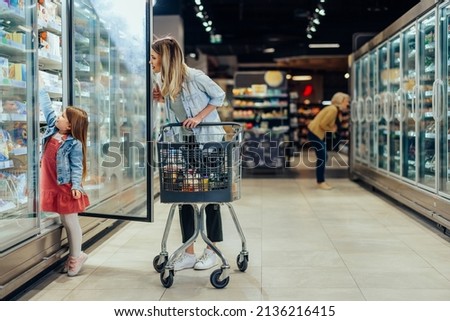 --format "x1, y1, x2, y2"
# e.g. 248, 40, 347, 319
39, 89, 90, 277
